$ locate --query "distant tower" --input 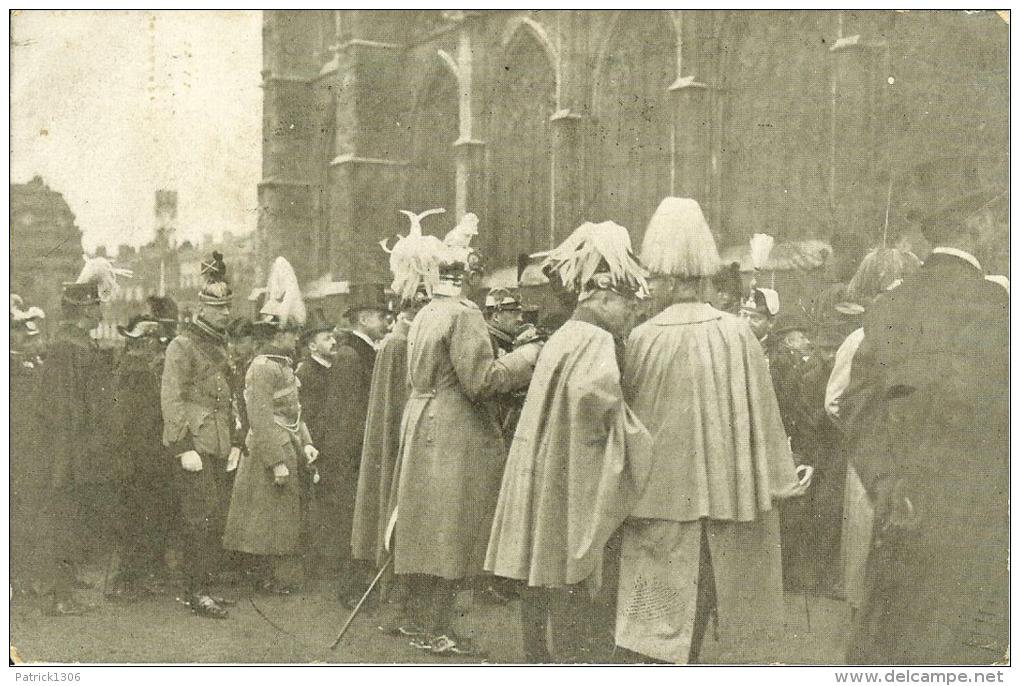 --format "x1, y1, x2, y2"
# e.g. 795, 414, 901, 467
155, 189, 178, 250
154, 189, 180, 299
